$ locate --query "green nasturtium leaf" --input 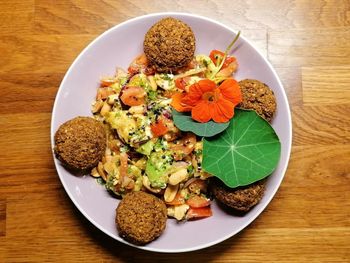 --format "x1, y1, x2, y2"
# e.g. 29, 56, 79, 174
202, 109, 281, 188
172, 109, 229, 137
